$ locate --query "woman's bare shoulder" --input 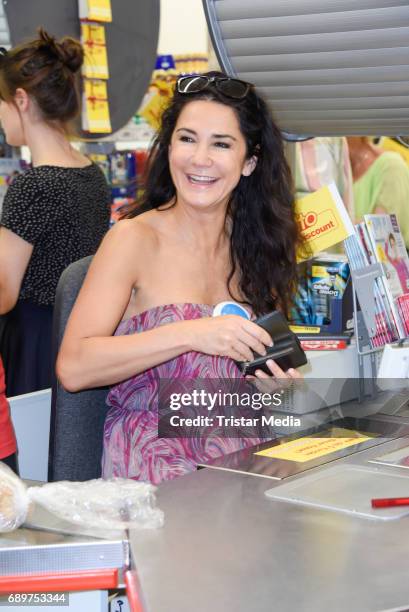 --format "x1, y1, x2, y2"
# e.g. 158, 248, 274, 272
106, 214, 160, 252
